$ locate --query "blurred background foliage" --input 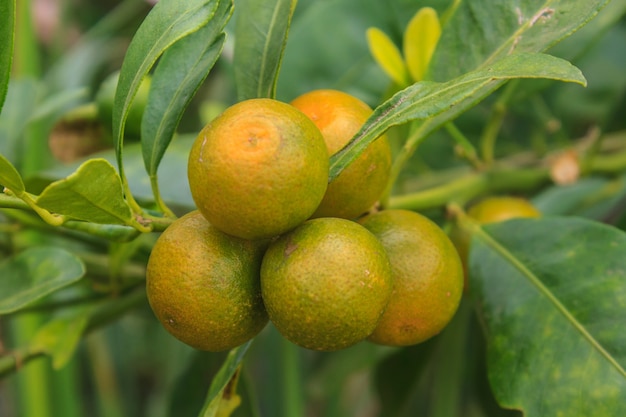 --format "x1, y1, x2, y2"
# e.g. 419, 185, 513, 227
0, 0, 625, 416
